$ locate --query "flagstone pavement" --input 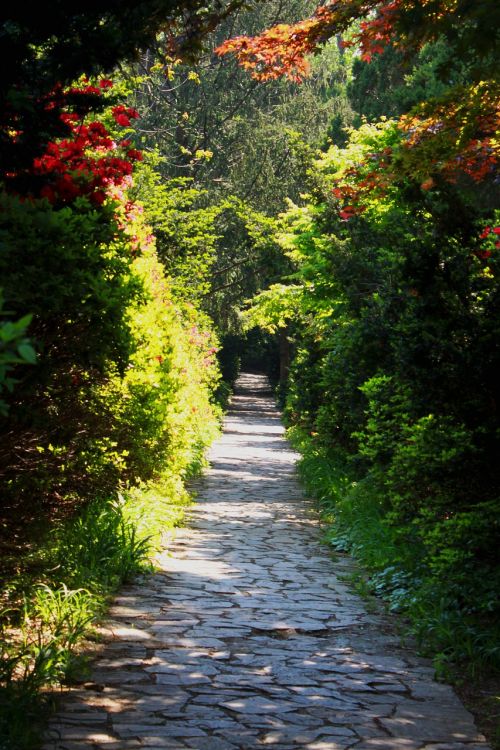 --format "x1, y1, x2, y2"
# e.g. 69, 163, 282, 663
44, 373, 490, 750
